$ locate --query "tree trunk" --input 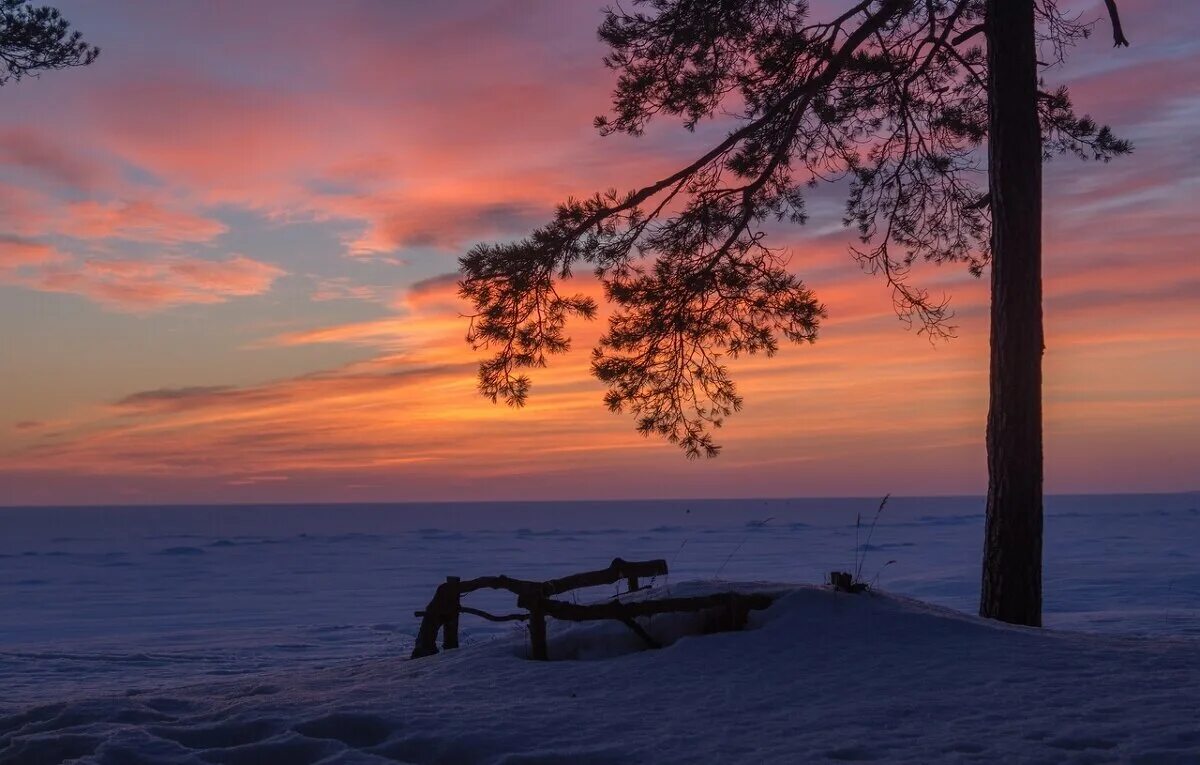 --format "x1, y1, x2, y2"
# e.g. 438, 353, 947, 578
980, 0, 1044, 627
